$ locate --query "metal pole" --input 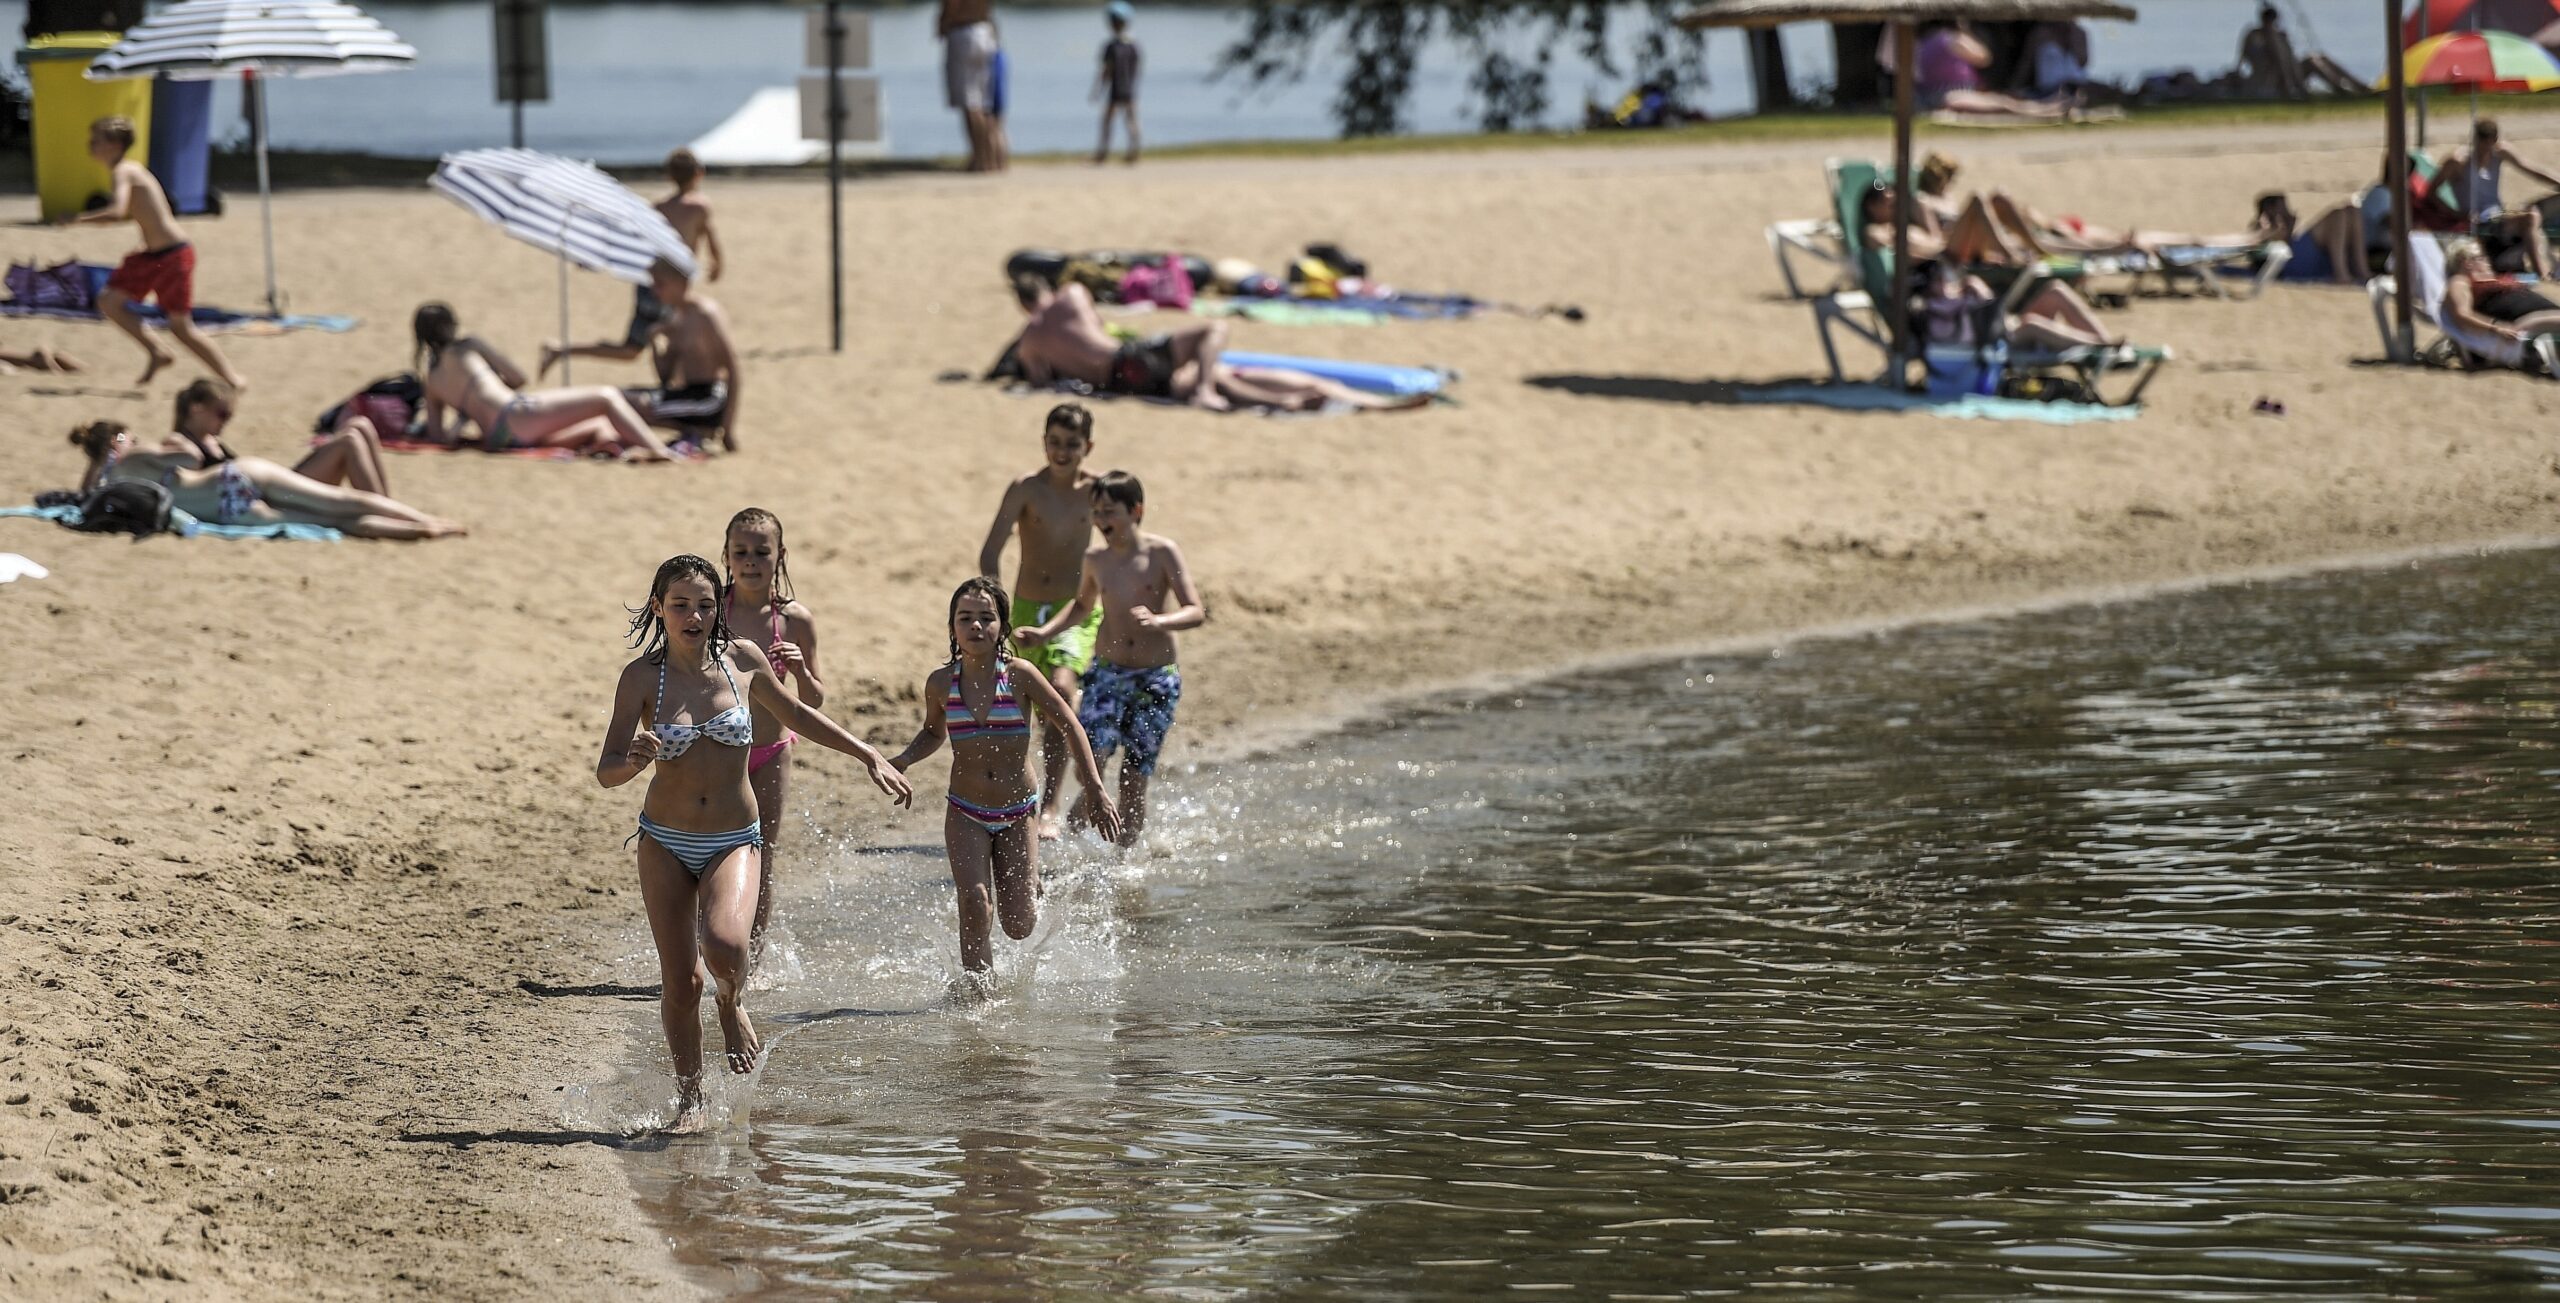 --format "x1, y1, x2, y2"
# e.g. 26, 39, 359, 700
252, 72, 278, 316
513, 97, 525, 150
2387, 0, 2414, 362
2415, 0, 2428, 149
826, 1, 845, 354
558, 208, 573, 383
1888, 20, 1916, 385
